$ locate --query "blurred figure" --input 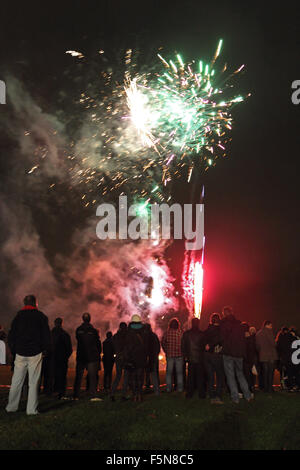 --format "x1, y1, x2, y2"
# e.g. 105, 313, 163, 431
204, 313, 224, 404
287, 327, 300, 391
182, 317, 206, 399
123, 314, 150, 402
144, 323, 160, 395
51, 318, 72, 399
110, 322, 128, 402
6, 295, 51, 415
162, 317, 184, 393
255, 321, 278, 393
220, 306, 252, 404
0, 325, 7, 365
276, 326, 291, 389
242, 323, 258, 394
73, 313, 102, 401
247, 326, 258, 392
102, 331, 115, 392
